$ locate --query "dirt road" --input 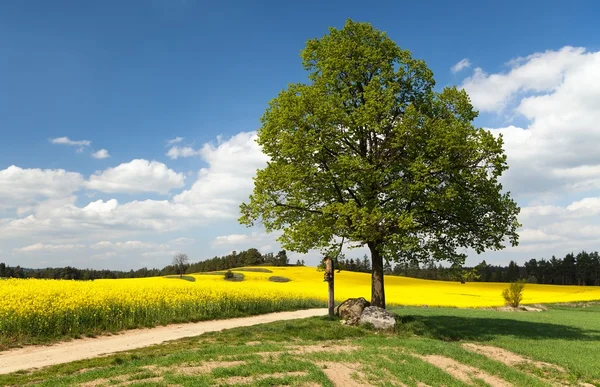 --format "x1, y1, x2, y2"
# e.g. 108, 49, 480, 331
0, 308, 328, 374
